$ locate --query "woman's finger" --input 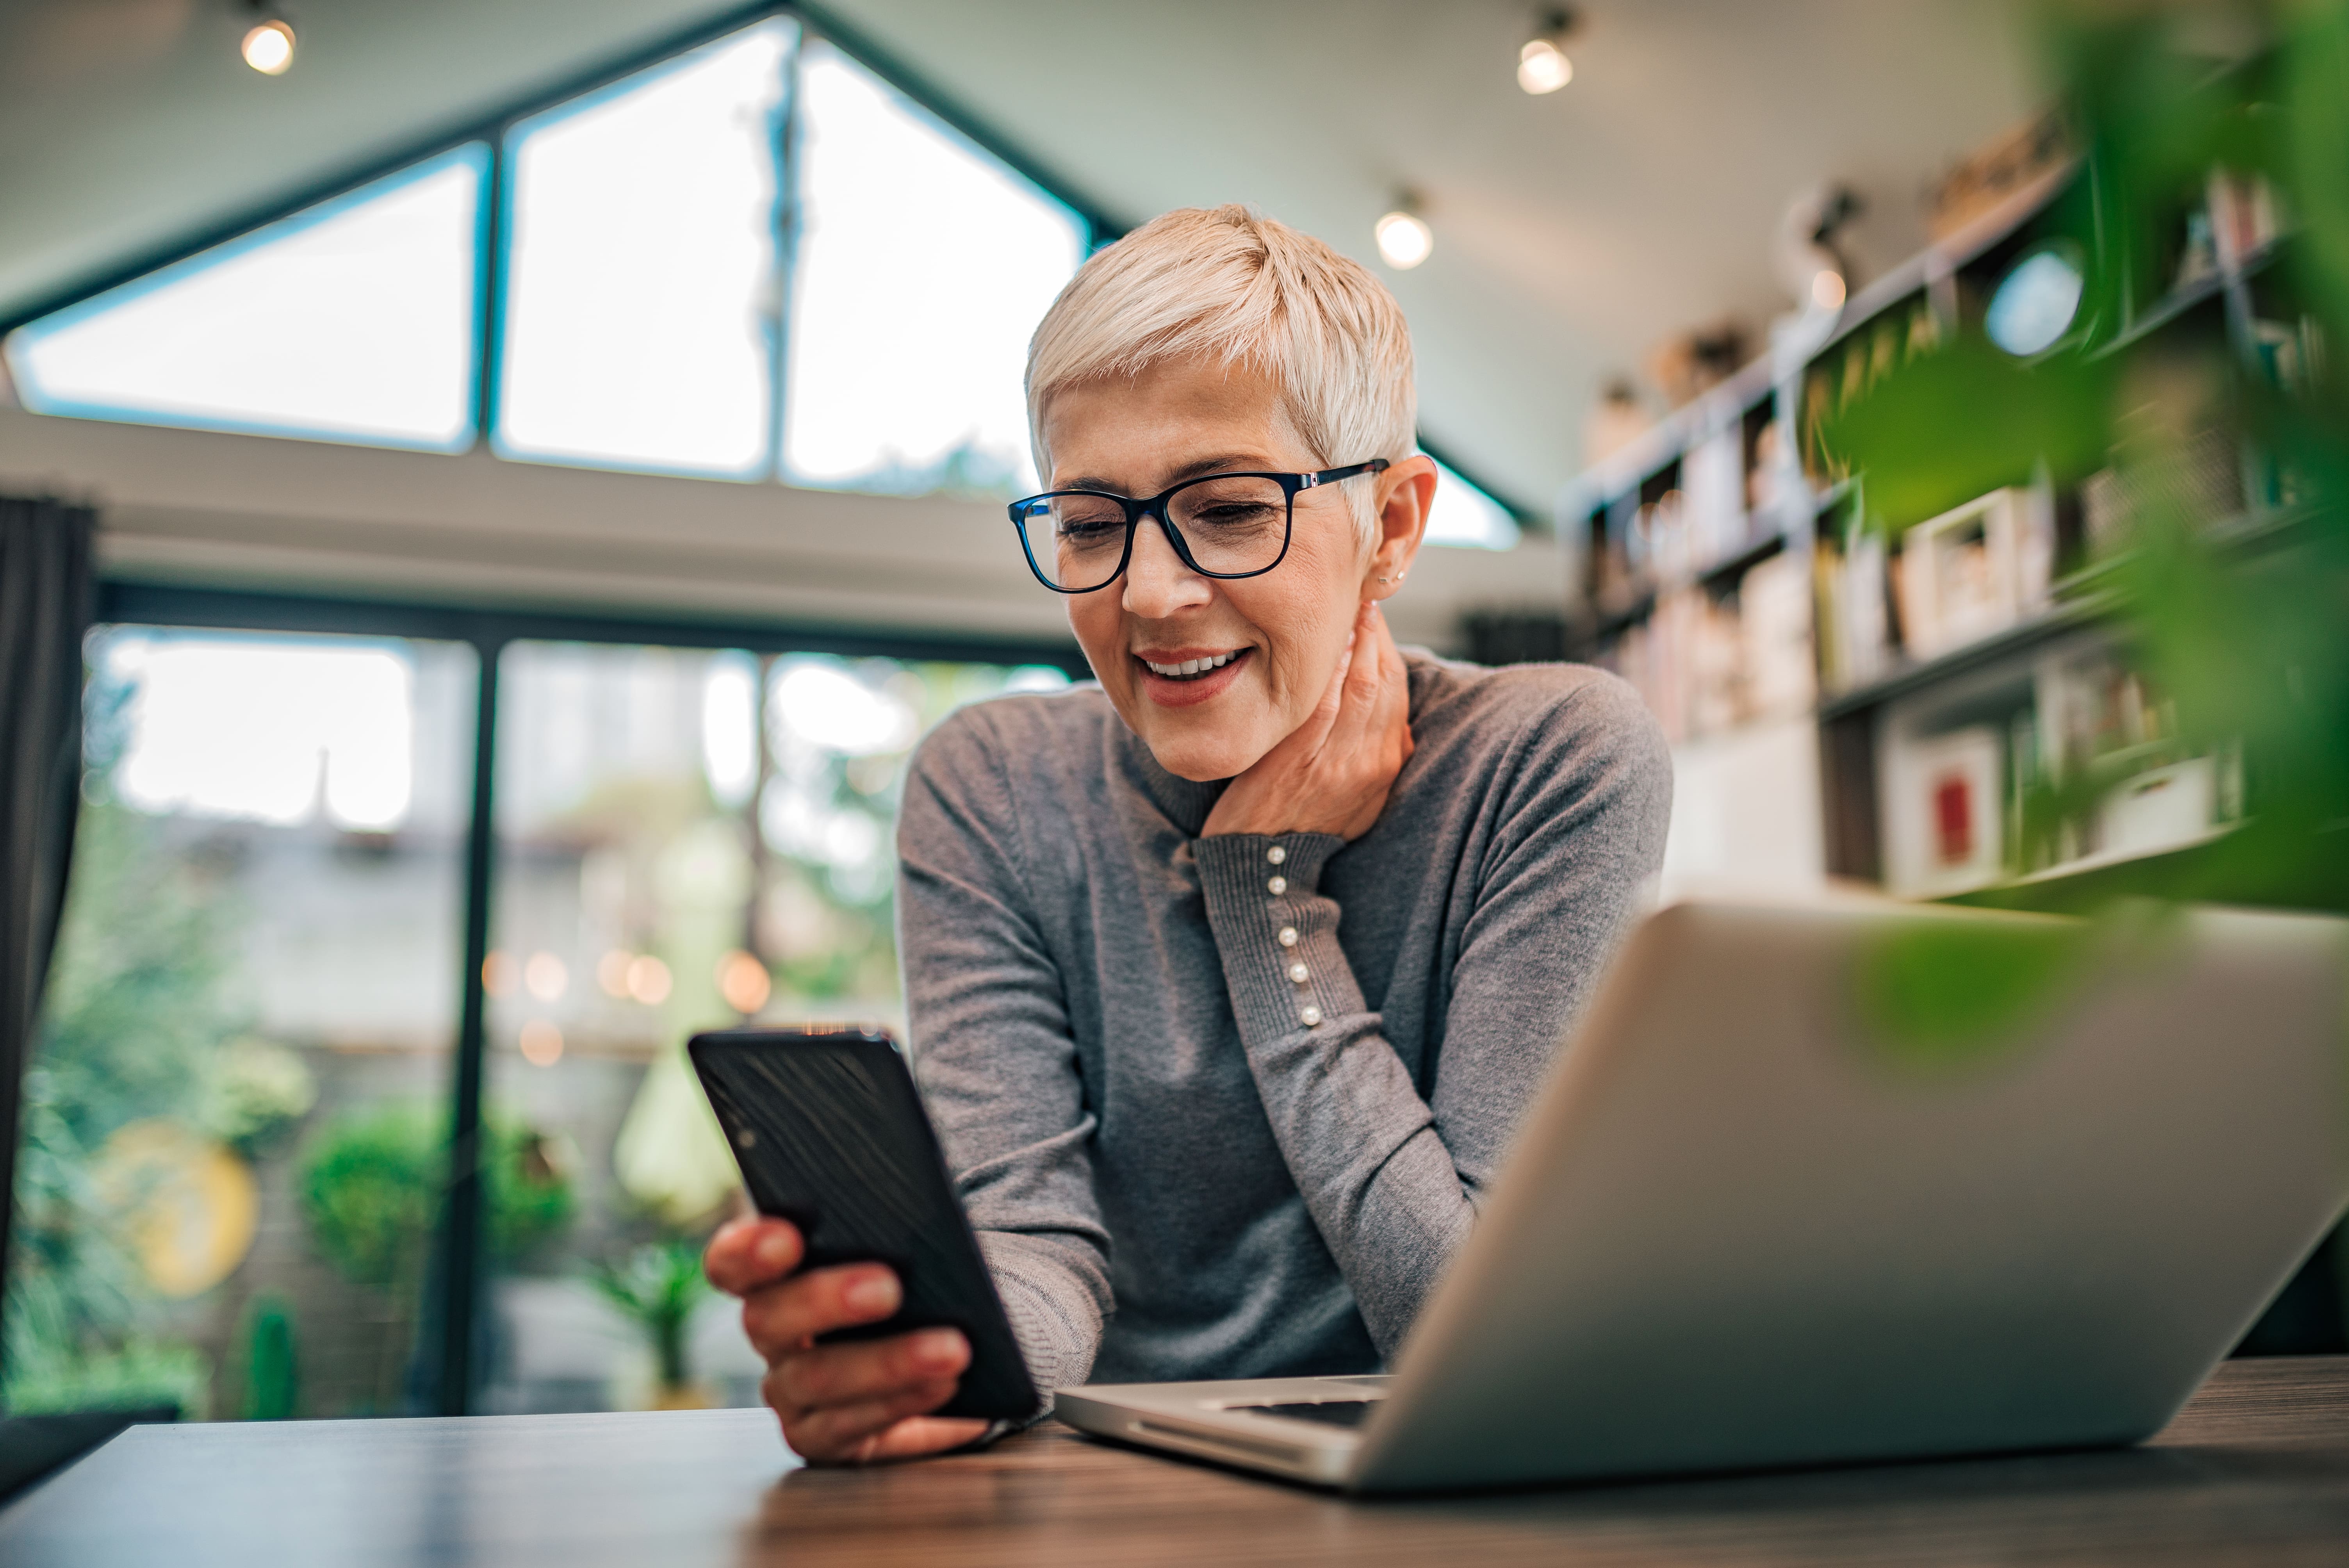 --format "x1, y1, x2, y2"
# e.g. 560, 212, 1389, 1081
1324, 600, 1391, 752
853, 1415, 996, 1463
740, 1262, 901, 1358
769, 1326, 968, 1413
790, 1384, 973, 1463
704, 1216, 804, 1297
1374, 606, 1412, 729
